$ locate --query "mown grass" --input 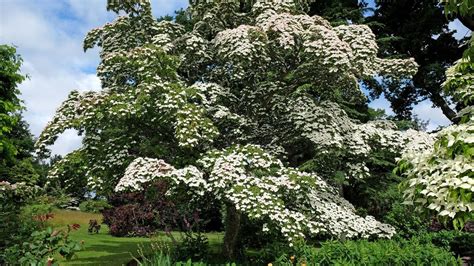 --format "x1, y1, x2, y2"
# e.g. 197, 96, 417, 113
49, 210, 224, 265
